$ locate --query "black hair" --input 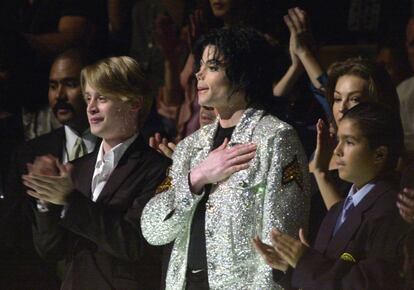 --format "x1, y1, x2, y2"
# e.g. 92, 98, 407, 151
341, 102, 404, 173
193, 26, 285, 108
